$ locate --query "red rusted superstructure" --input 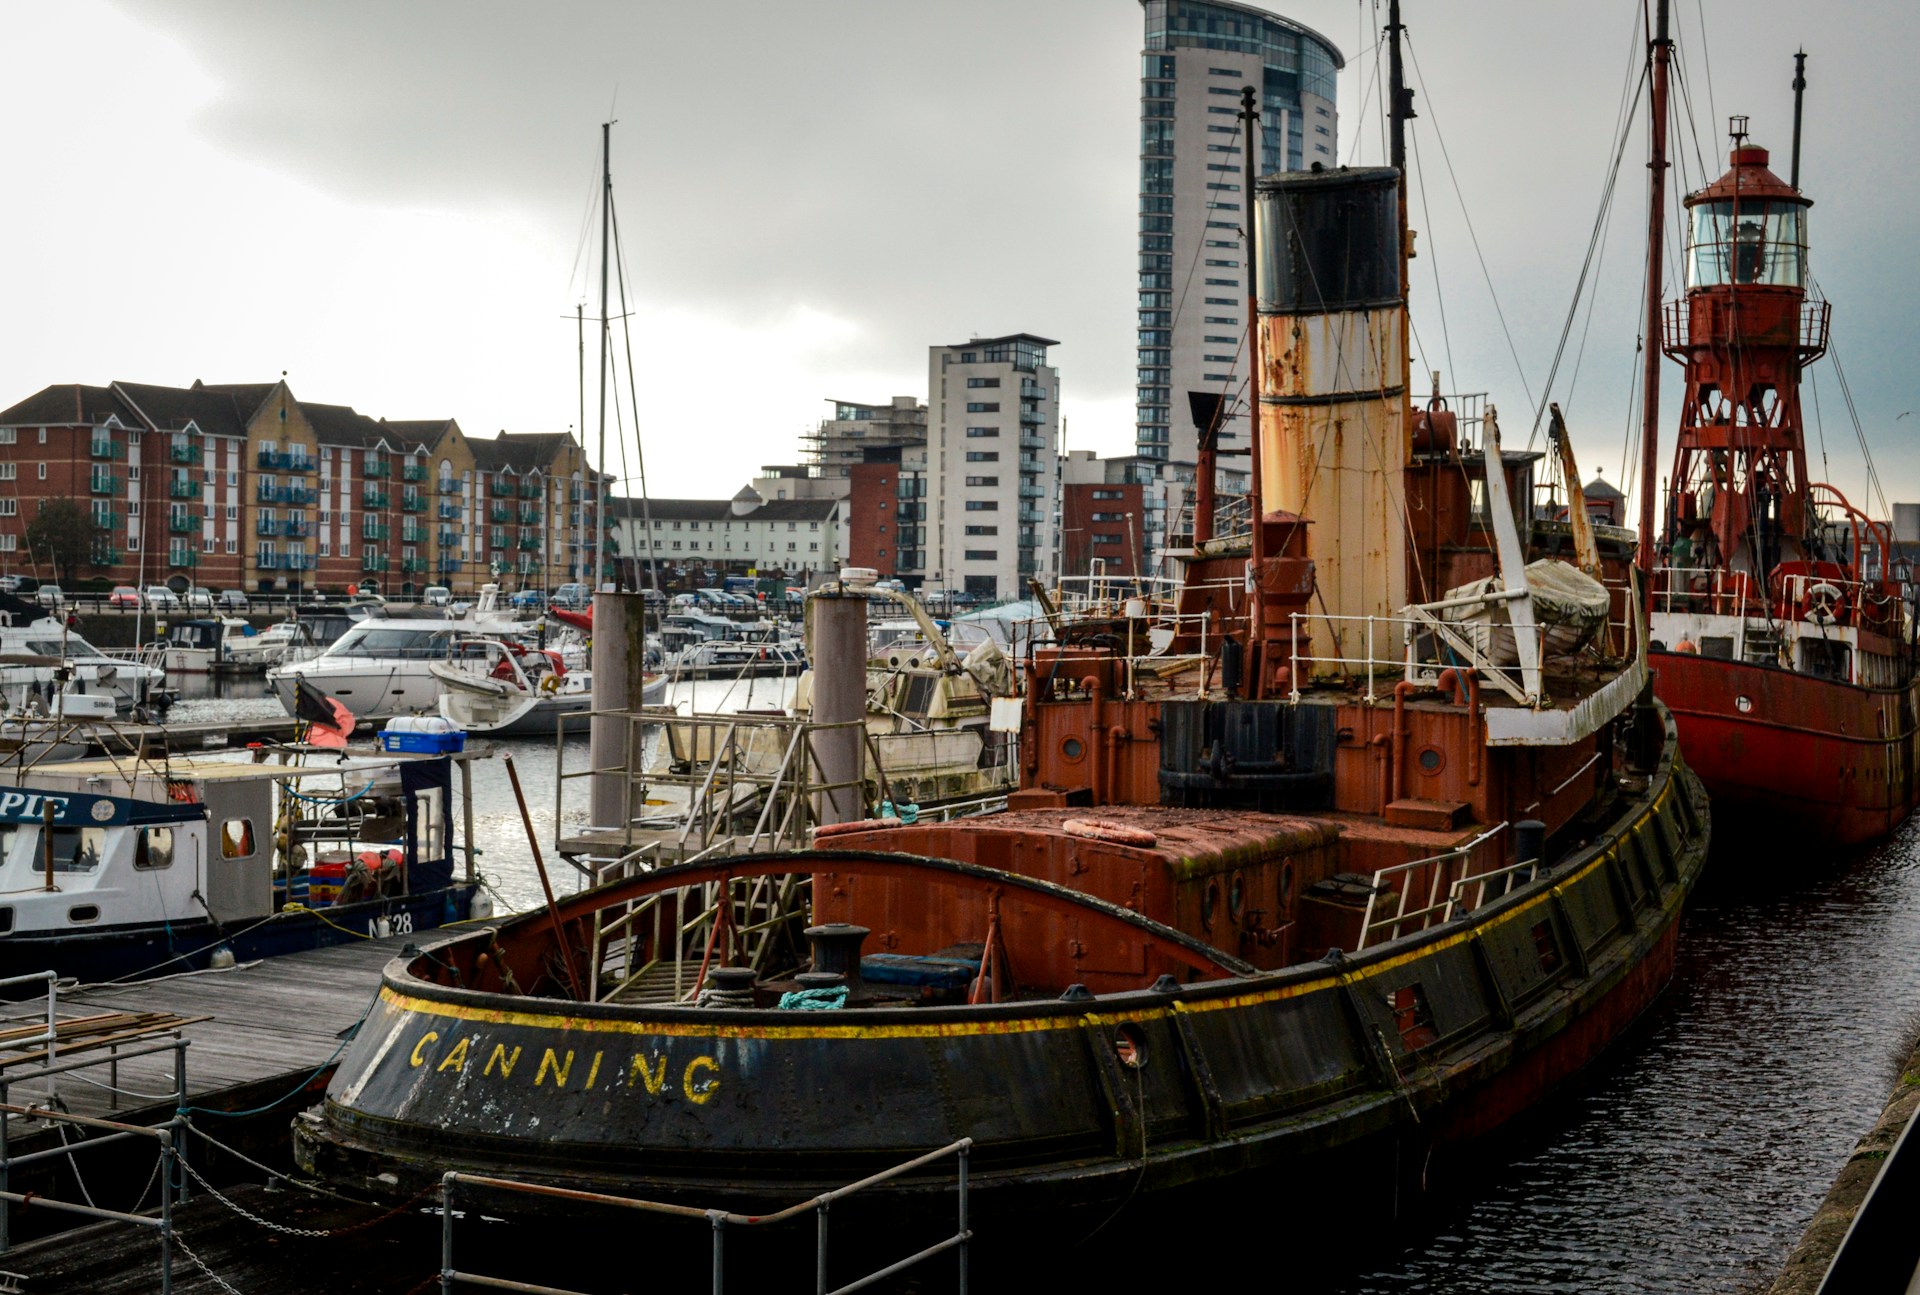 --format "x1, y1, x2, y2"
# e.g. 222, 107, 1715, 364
1649, 117, 1919, 848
